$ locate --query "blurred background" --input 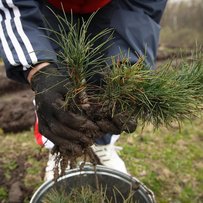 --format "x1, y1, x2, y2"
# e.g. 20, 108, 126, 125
160, 0, 203, 48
